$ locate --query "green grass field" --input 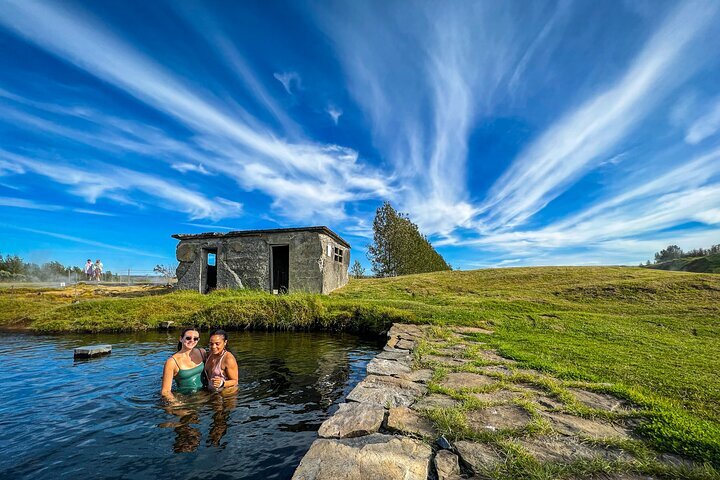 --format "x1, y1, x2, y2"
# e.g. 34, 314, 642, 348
1, 266, 718, 465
